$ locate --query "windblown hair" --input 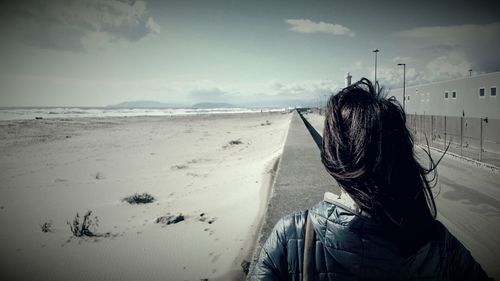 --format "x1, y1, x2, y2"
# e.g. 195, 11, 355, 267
321, 78, 440, 228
